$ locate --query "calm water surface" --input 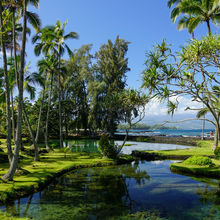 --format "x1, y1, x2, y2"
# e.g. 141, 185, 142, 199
60, 139, 193, 154
1, 160, 220, 220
